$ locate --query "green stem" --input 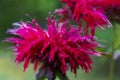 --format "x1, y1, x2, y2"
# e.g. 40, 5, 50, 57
109, 56, 114, 80
109, 25, 116, 80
